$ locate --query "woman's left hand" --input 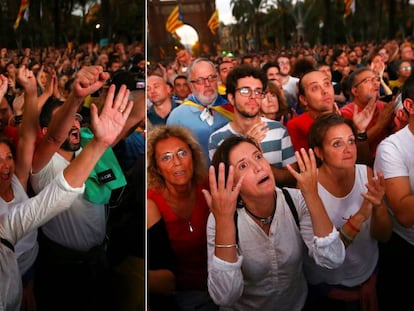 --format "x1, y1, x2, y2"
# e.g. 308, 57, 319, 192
362, 170, 386, 208
287, 148, 318, 195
